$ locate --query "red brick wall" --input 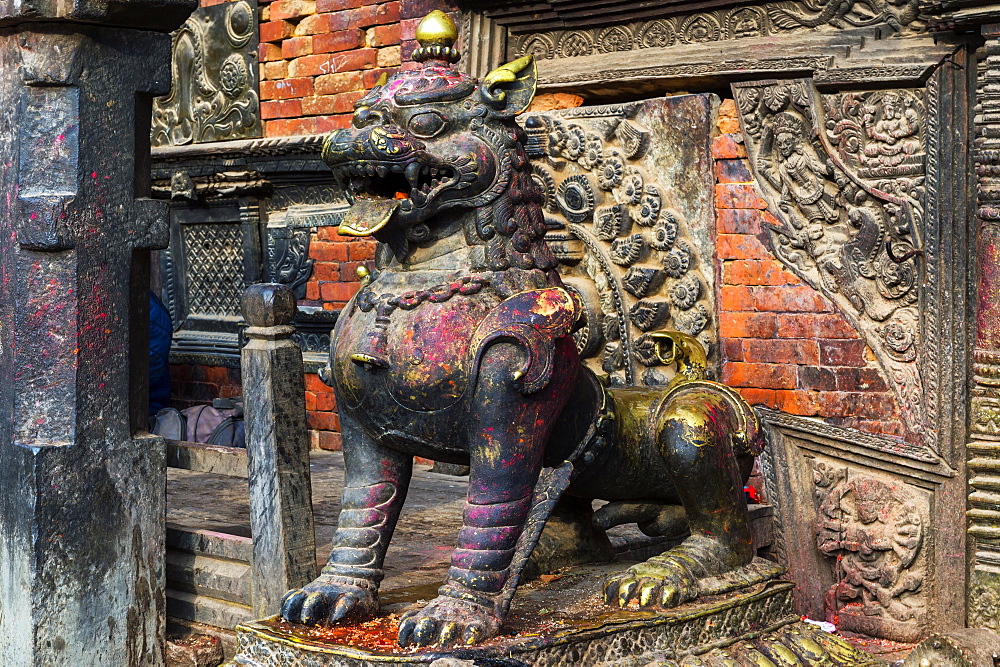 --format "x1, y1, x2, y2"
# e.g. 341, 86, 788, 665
713, 100, 908, 440
298, 230, 376, 450
169, 364, 242, 410
258, 0, 458, 136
